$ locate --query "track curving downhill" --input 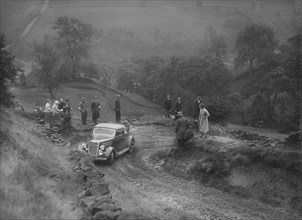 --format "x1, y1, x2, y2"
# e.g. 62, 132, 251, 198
94, 124, 299, 220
